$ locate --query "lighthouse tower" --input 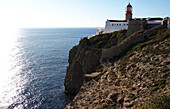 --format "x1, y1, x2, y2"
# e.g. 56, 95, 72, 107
125, 3, 133, 20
